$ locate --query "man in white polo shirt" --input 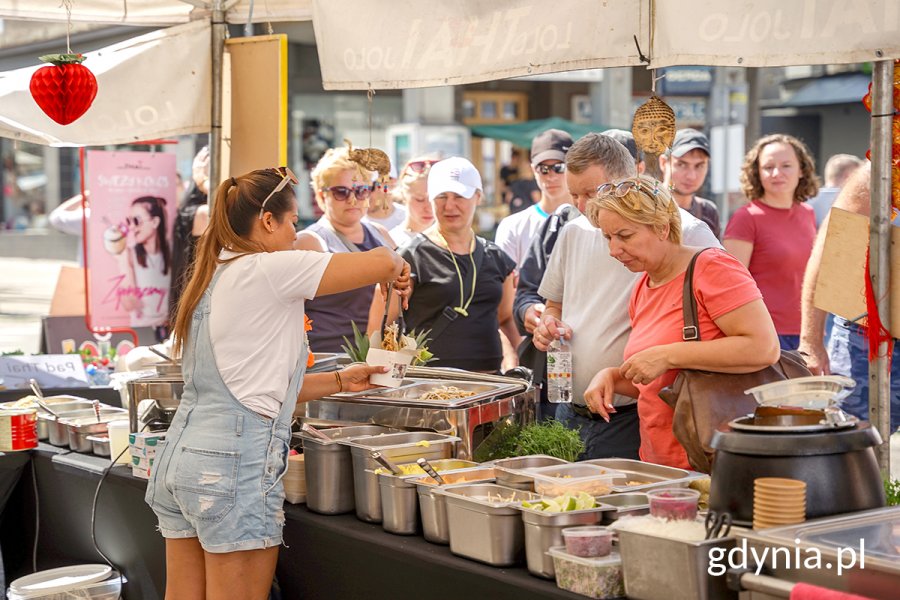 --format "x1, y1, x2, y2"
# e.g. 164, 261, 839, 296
495, 129, 574, 268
